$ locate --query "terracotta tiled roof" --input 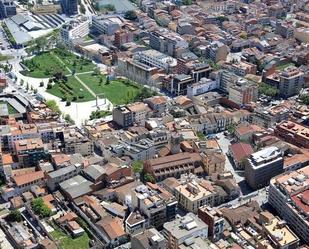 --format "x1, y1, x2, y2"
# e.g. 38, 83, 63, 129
230, 143, 254, 163
2, 153, 13, 165
13, 171, 44, 186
